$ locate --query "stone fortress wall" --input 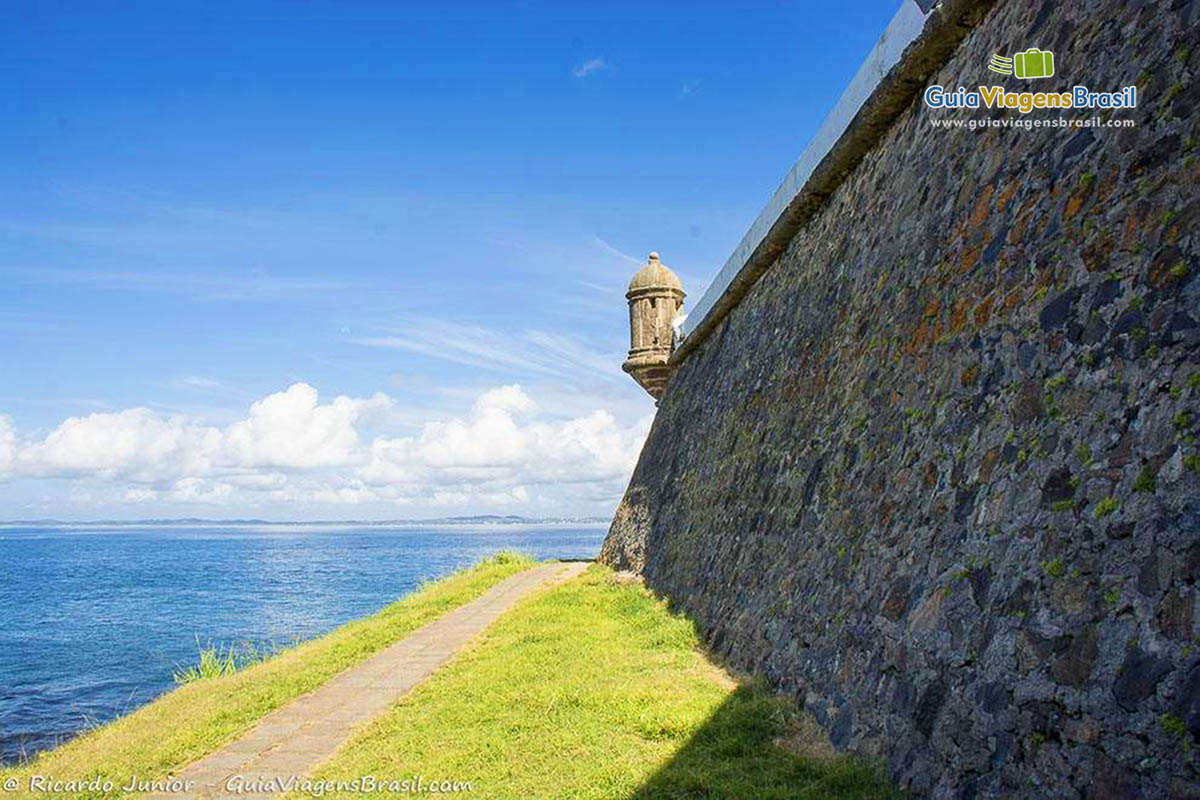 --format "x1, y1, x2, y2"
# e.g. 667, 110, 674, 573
601, 0, 1200, 796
